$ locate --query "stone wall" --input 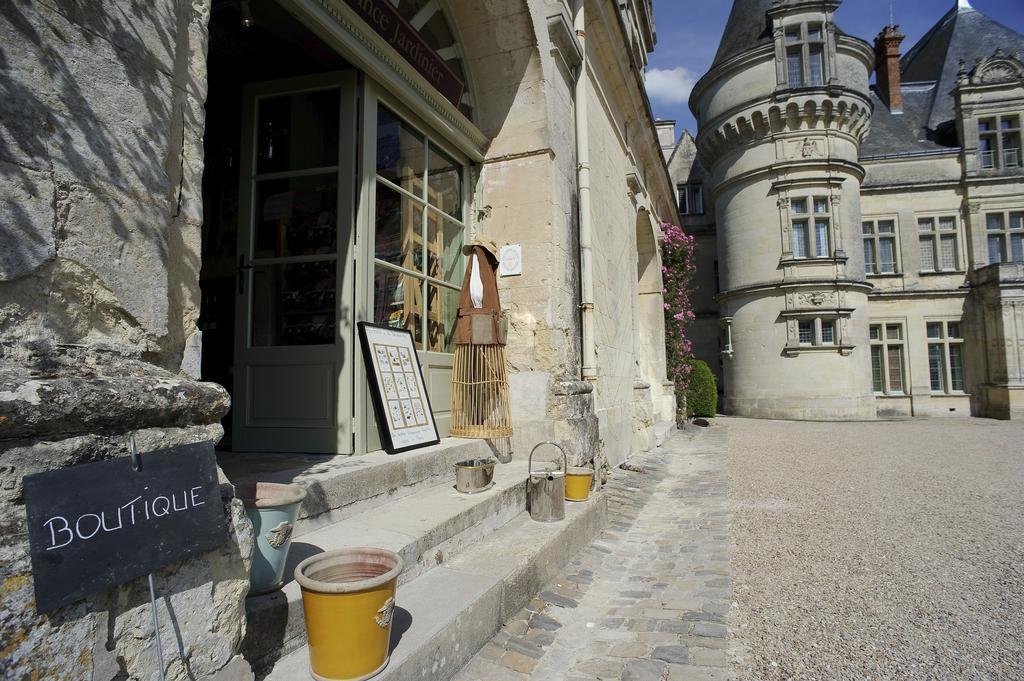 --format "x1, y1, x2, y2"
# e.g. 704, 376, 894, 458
0, 2, 254, 679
